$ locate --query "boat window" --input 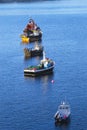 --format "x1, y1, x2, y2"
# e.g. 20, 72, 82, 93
59, 107, 64, 109
59, 107, 62, 109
